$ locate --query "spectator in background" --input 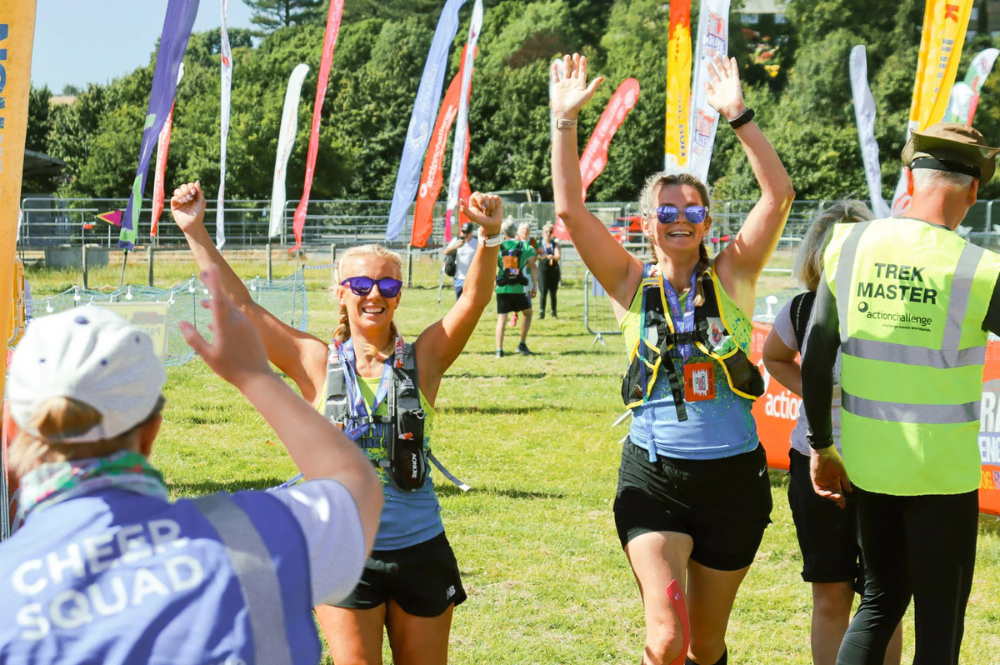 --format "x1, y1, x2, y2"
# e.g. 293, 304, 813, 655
496, 218, 537, 357
444, 222, 479, 300
537, 222, 562, 319
510, 221, 537, 328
